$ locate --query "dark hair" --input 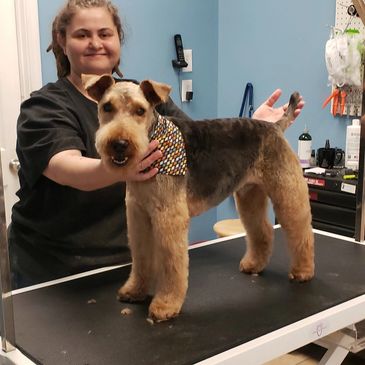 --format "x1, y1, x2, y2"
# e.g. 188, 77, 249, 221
47, 0, 125, 78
